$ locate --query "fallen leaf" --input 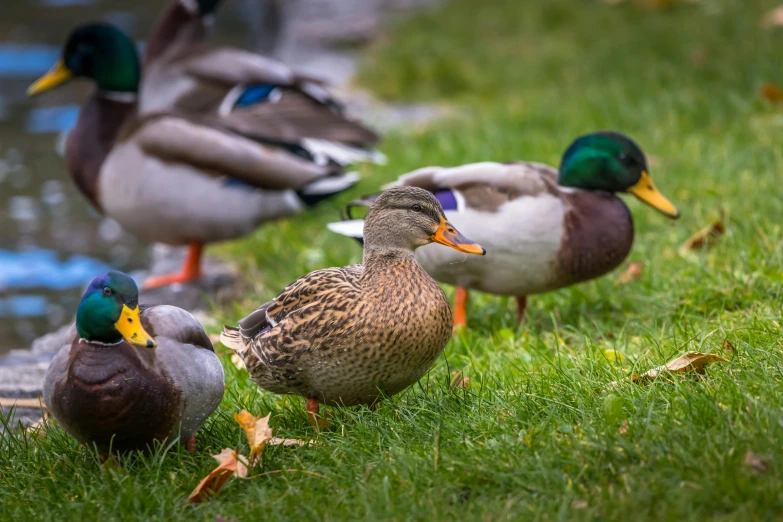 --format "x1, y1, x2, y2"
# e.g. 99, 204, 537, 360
0, 397, 46, 409
618, 262, 644, 284
233, 410, 273, 464
761, 82, 783, 102
230, 353, 246, 371
744, 451, 769, 473
269, 437, 308, 447
609, 351, 728, 387
188, 449, 247, 503
450, 370, 470, 389
680, 212, 725, 251
571, 499, 588, 509
618, 420, 629, 436
763, 5, 783, 28
722, 339, 735, 354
